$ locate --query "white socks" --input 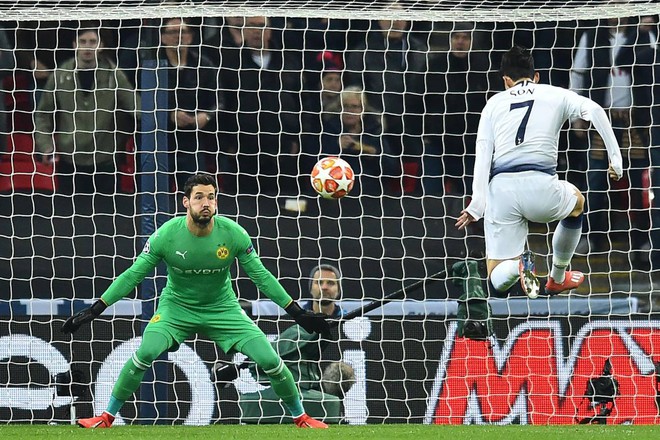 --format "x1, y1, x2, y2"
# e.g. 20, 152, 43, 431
490, 259, 520, 292
550, 217, 583, 283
